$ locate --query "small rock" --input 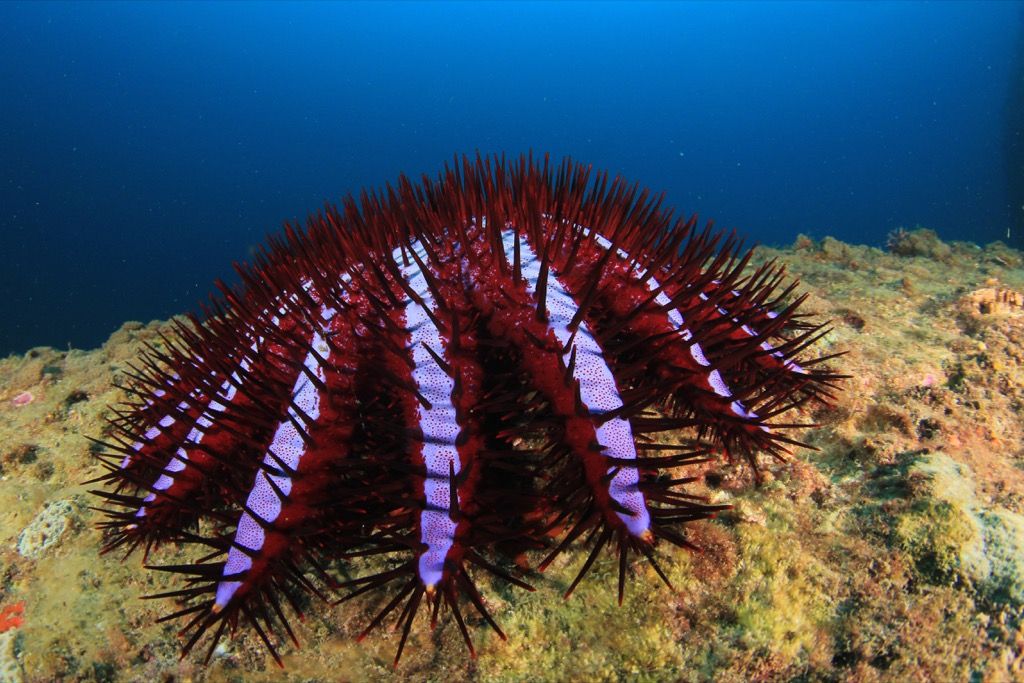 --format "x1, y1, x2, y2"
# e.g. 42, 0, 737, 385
17, 500, 75, 559
733, 500, 767, 526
